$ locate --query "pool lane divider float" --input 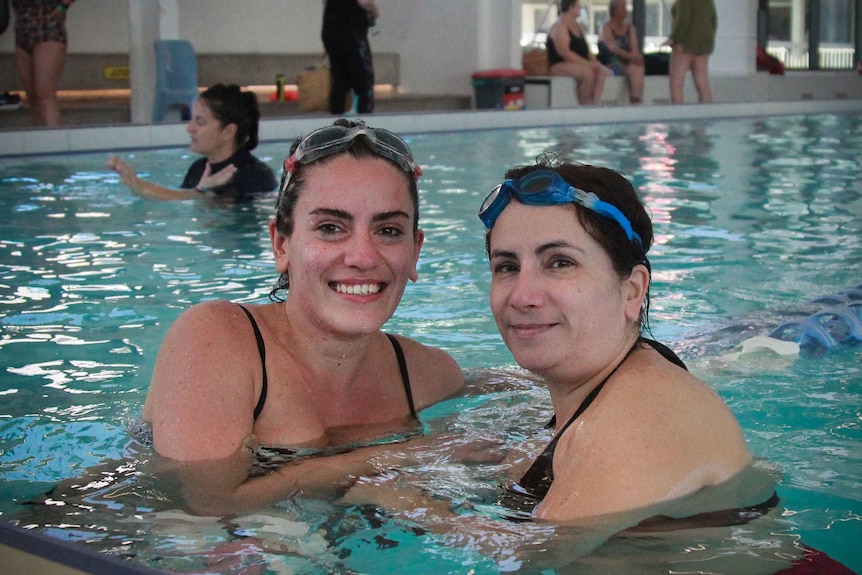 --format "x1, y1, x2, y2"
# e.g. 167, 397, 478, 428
721, 283, 862, 360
